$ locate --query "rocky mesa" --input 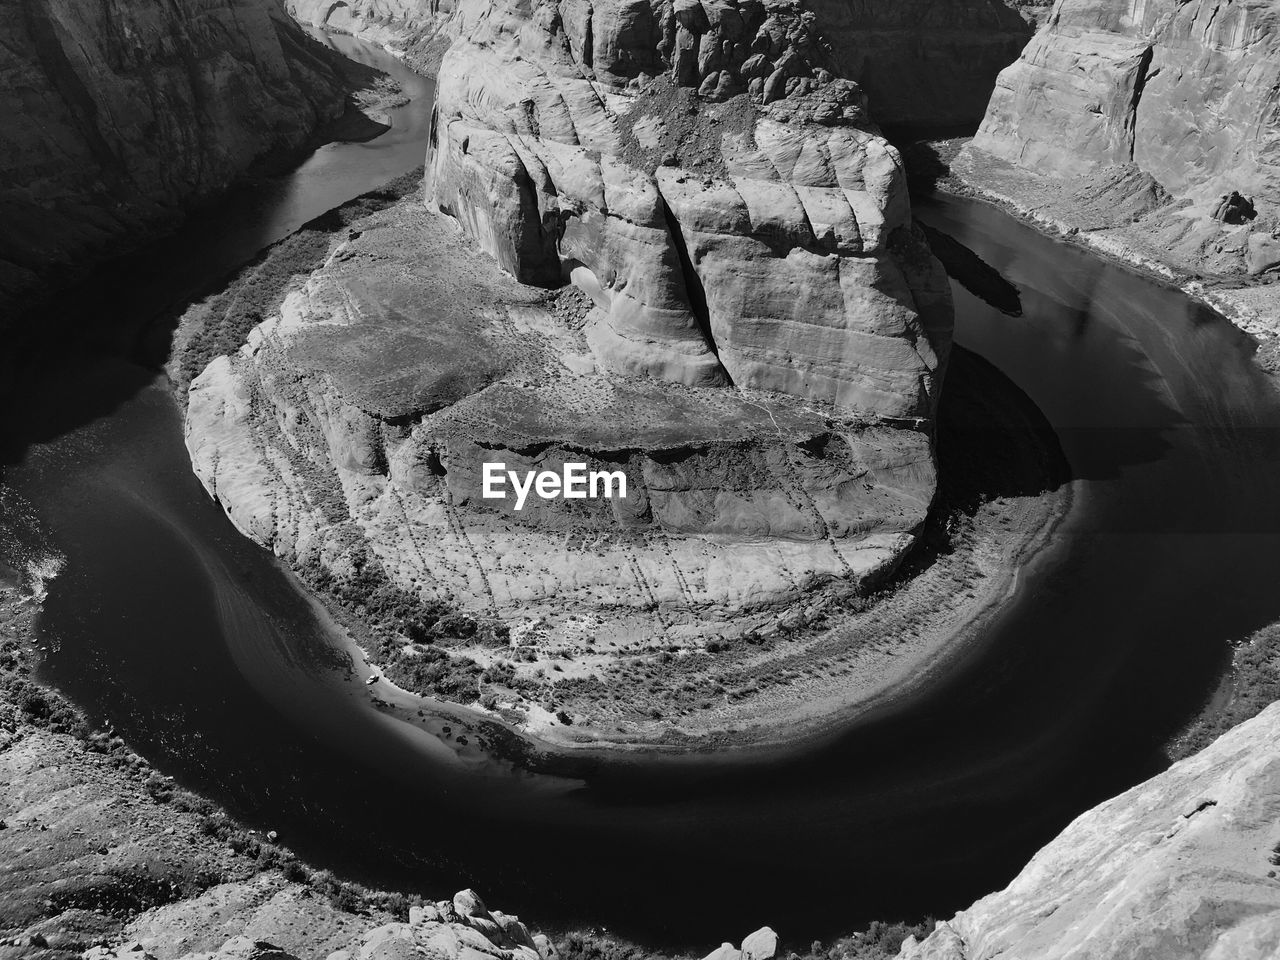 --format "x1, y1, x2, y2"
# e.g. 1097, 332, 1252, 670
183, 0, 963, 738
0, 0, 350, 315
